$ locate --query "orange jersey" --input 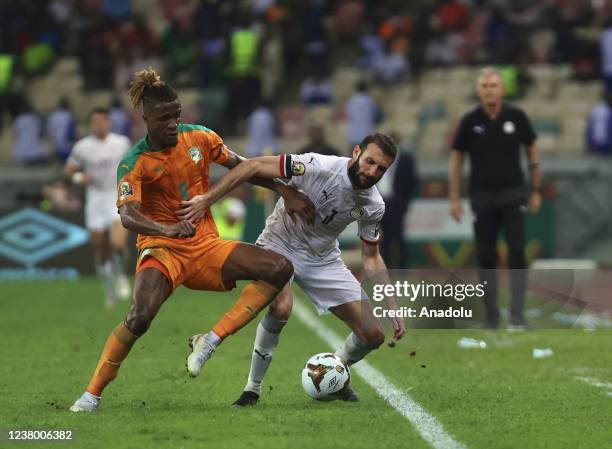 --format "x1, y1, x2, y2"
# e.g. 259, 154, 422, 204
116, 124, 230, 250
